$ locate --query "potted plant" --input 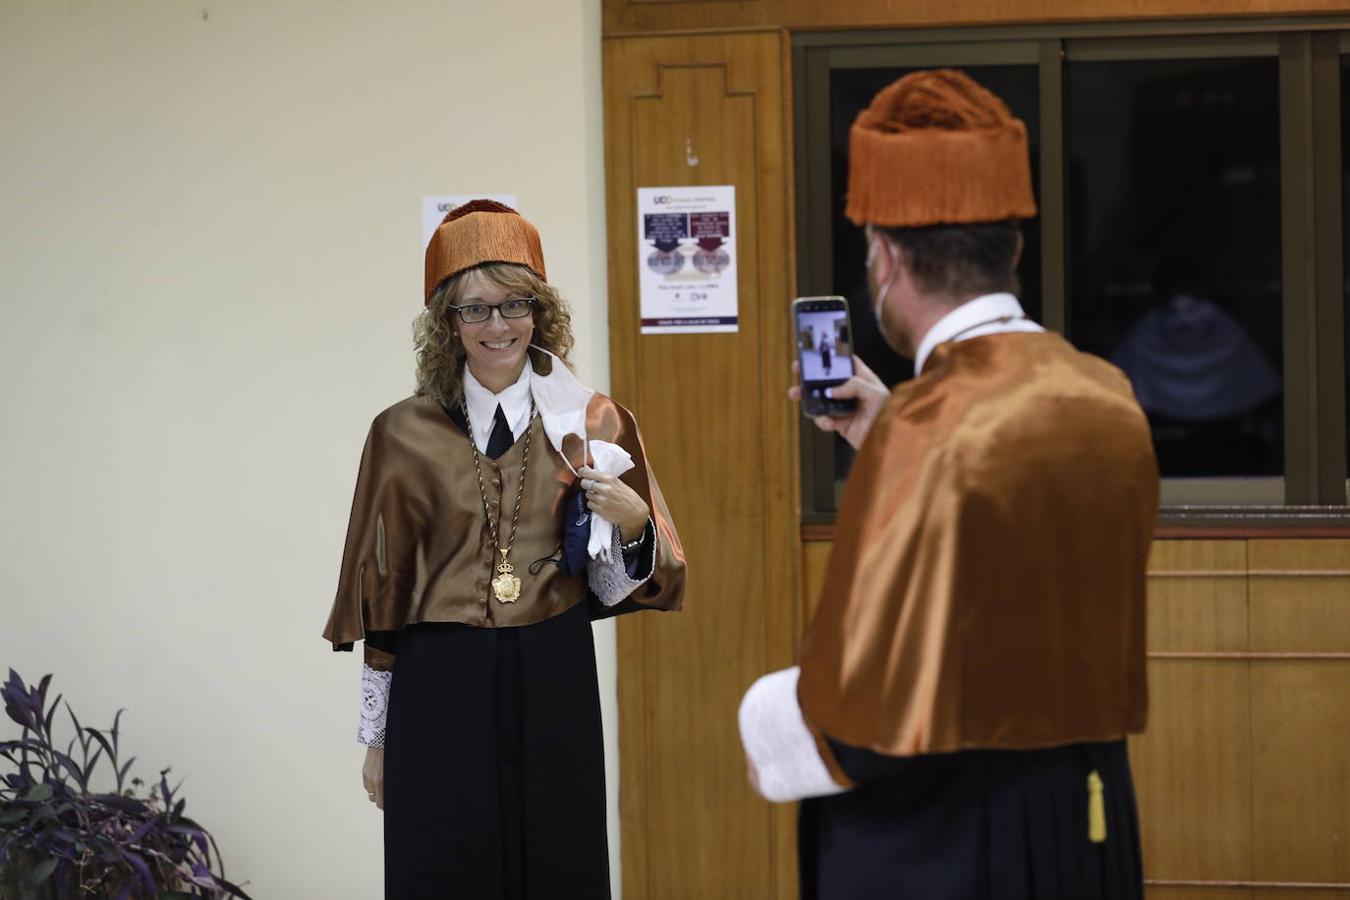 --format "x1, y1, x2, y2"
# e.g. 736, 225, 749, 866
0, 670, 249, 899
